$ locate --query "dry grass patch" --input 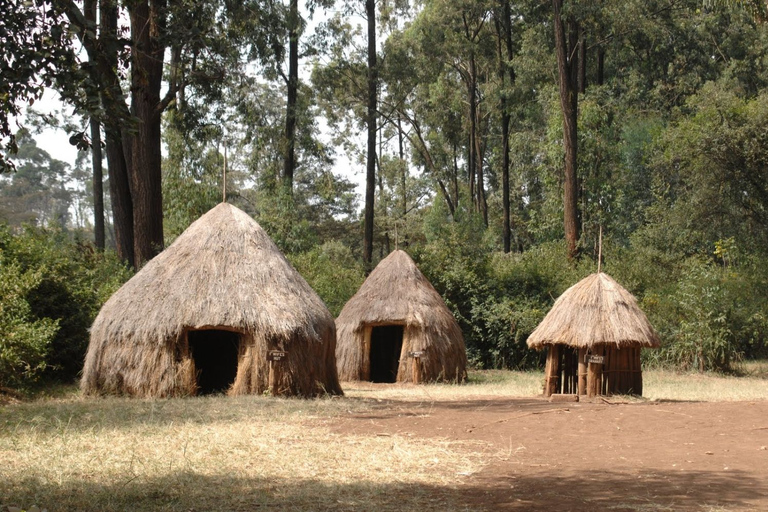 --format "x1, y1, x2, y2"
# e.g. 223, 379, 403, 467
0, 394, 486, 512
342, 370, 544, 401
643, 367, 768, 402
